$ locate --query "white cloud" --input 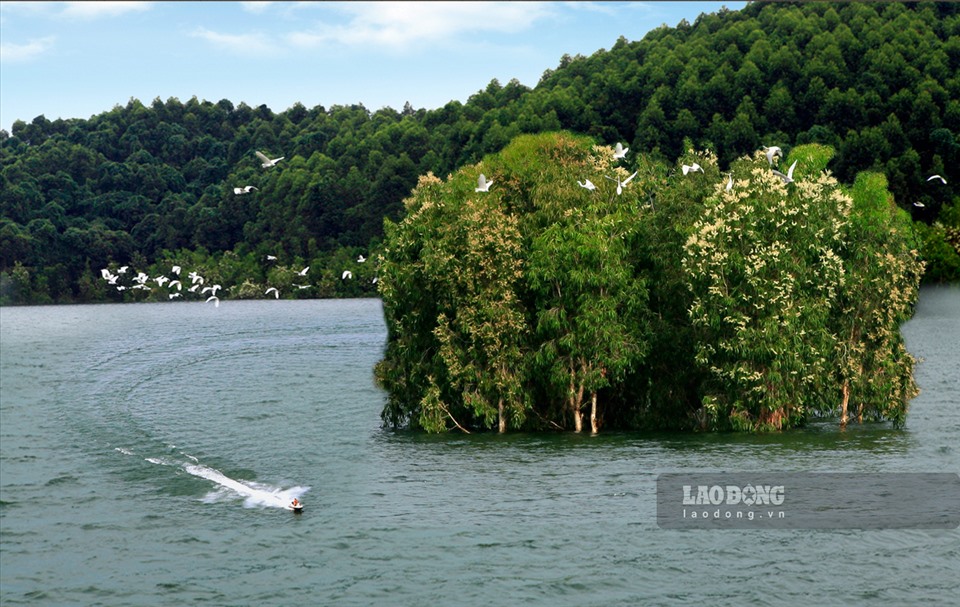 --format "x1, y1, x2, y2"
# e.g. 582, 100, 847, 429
240, 1, 274, 14
0, 36, 55, 63
190, 27, 277, 57
58, 2, 152, 19
289, 1, 556, 50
